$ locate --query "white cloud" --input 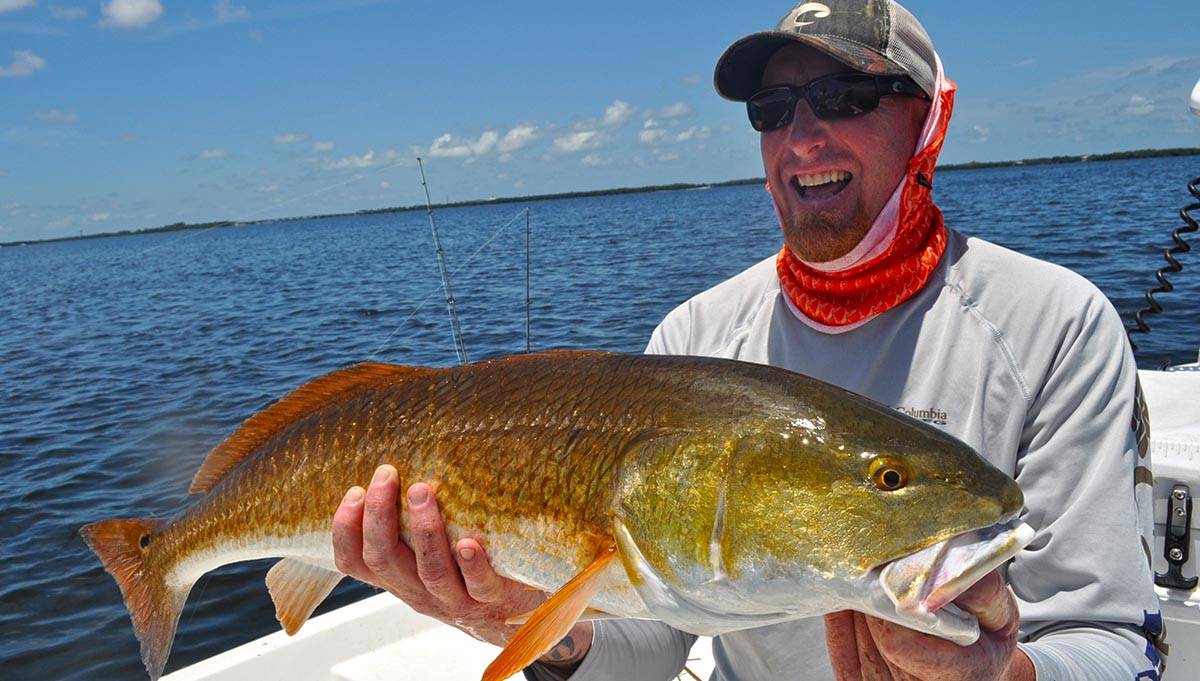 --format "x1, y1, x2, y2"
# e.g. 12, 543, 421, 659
198, 149, 229, 159
100, 0, 163, 29
602, 100, 635, 127
420, 125, 537, 159
553, 130, 601, 153
683, 74, 702, 86
427, 130, 499, 158
50, 5, 87, 20
0, 50, 47, 78
326, 148, 409, 169
214, 0, 248, 21
1013, 58, 1037, 68
970, 124, 990, 144
1085, 56, 1200, 82
273, 132, 306, 145
33, 110, 77, 123
312, 140, 335, 152
659, 102, 690, 118
257, 183, 280, 193
497, 125, 538, 153
83, 212, 110, 222
0, 0, 36, 13
639, 119, 709, 146
581, 154, 610, 167
117, 133, 140, 143
1124, 95, 1155, 116
639, 120, 665, 145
